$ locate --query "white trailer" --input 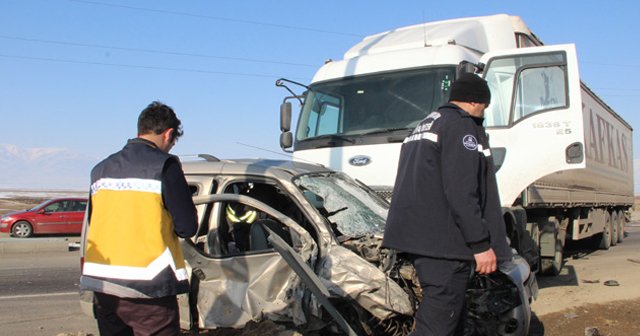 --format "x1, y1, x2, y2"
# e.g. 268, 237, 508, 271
277, 14, 634, 275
